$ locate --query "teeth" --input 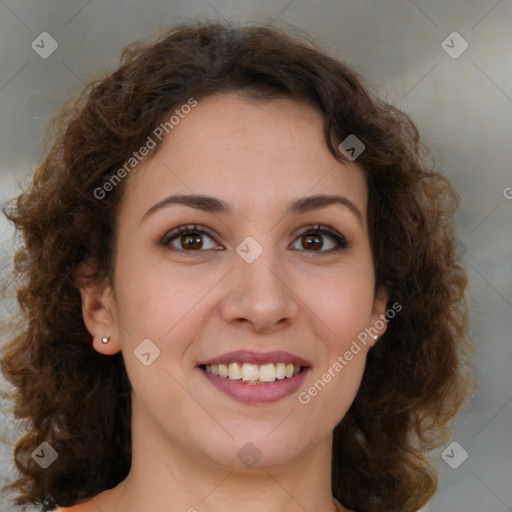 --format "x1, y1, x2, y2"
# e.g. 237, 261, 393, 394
204, 362, 302, 382
259, 363, 276, 382
228, 362, 242, 380
218, 363, 229, 378
241, 364, 259, 381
